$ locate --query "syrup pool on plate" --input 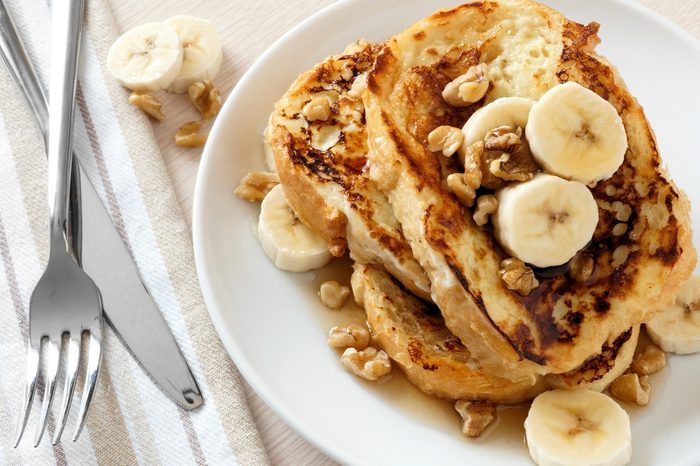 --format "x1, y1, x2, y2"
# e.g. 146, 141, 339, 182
302, 255, 532, 452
